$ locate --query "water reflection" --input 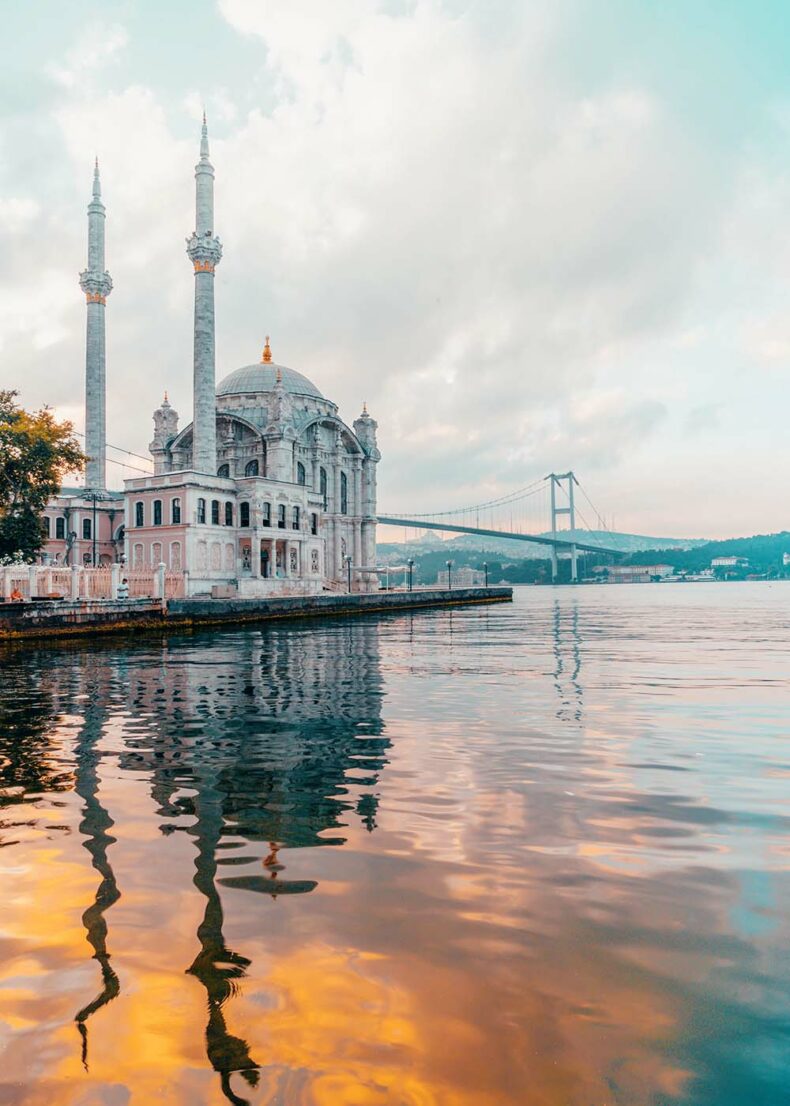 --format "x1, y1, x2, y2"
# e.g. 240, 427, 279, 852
0, 621, 387, 1104
552, 598, 583, 722
187, 773, 260, 1104
0, 588, 789, 1104
72, 670, 120, 1068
